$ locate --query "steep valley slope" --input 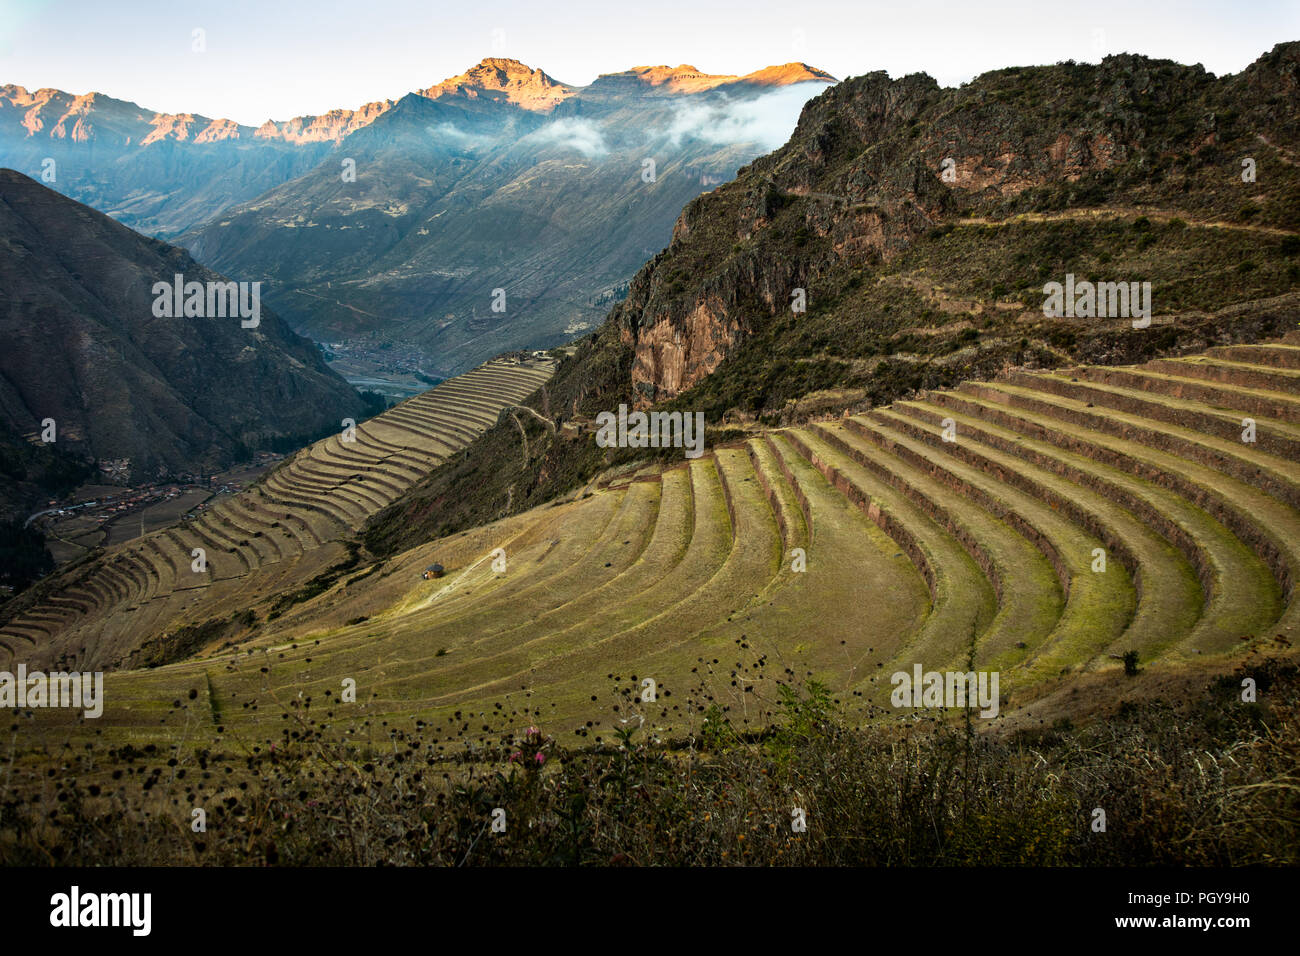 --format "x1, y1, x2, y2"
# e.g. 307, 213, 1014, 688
0, 169, 366, 518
